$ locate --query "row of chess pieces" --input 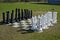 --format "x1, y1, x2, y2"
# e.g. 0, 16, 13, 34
1, 8, 32, 24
